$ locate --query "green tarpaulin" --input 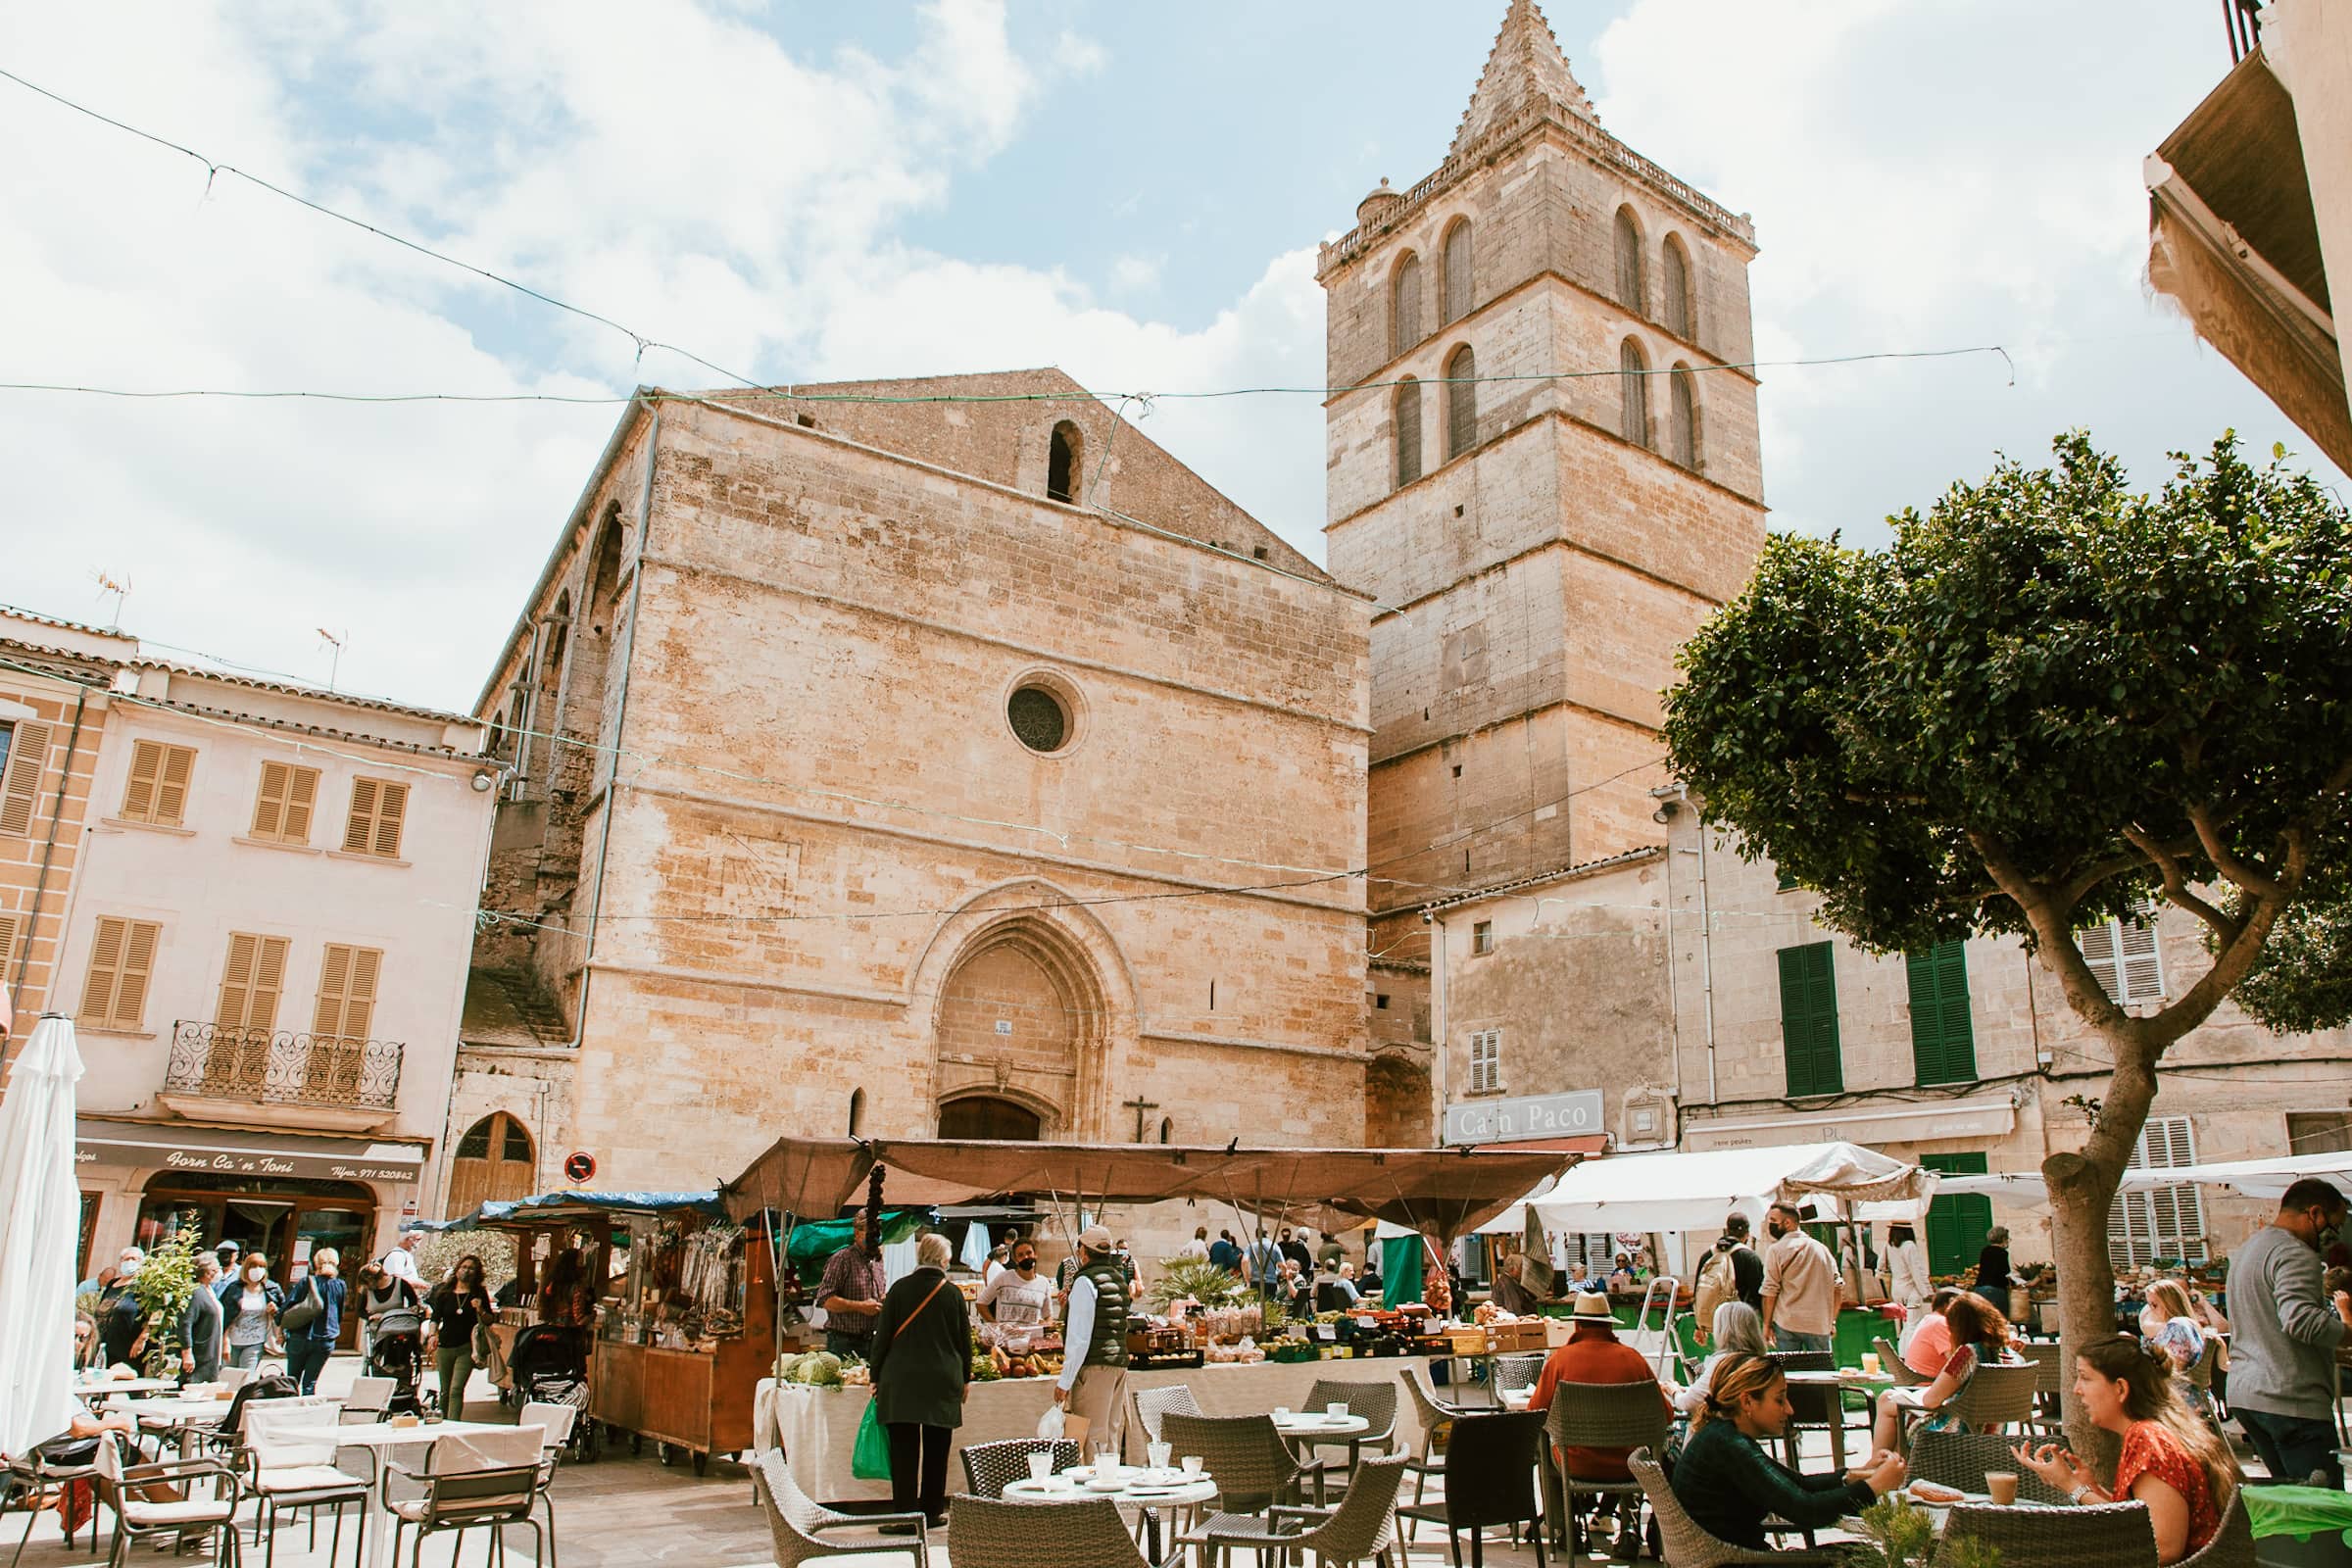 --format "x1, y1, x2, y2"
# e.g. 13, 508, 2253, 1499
2246, 1485, 2352, 1544
784, 1208, 929, 1264
1383, 1235, 1425, 1308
